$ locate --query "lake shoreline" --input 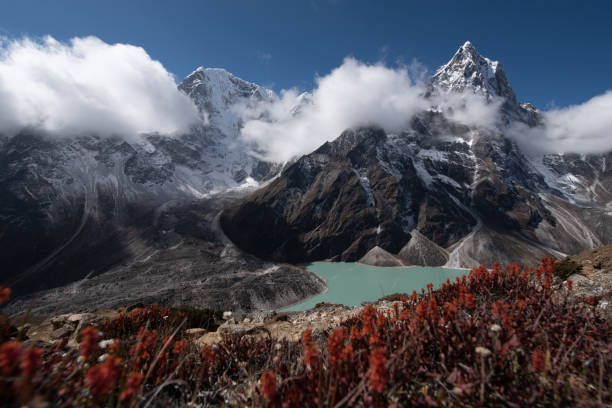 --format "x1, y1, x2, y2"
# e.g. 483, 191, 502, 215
280, 262, 468, 312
